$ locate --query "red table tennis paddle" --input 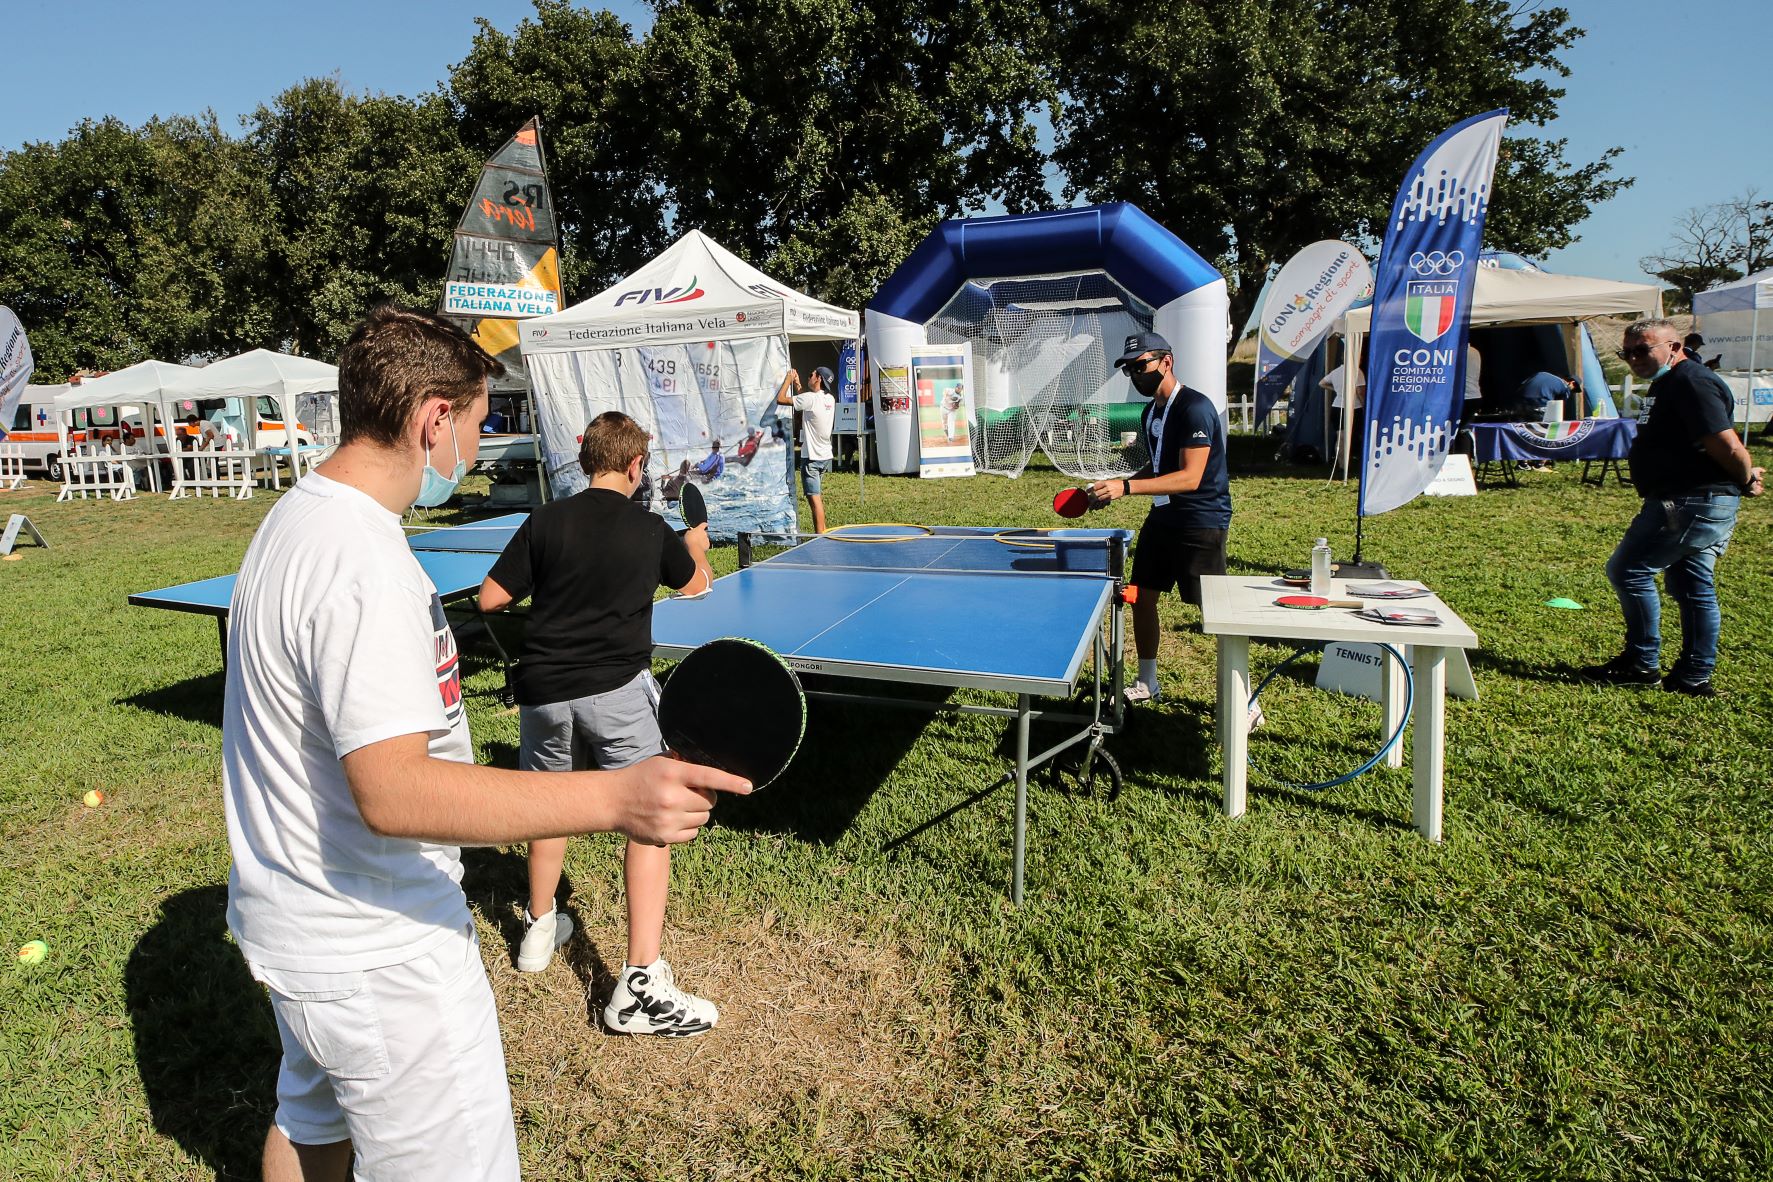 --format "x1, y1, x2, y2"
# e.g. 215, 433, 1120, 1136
1274, 594, 1362, 609
1053, 487, 1093, 519
657, 638, 806, 790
